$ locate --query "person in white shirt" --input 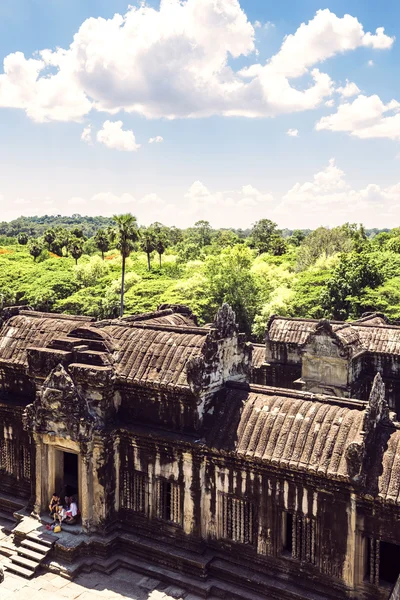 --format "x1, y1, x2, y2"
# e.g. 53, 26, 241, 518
66, 497, 79, 523
55, 505, 67, 523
